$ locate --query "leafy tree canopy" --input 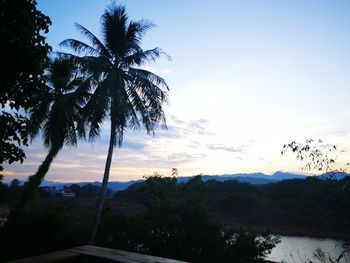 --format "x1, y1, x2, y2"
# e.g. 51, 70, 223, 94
0, 0, 52, 173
